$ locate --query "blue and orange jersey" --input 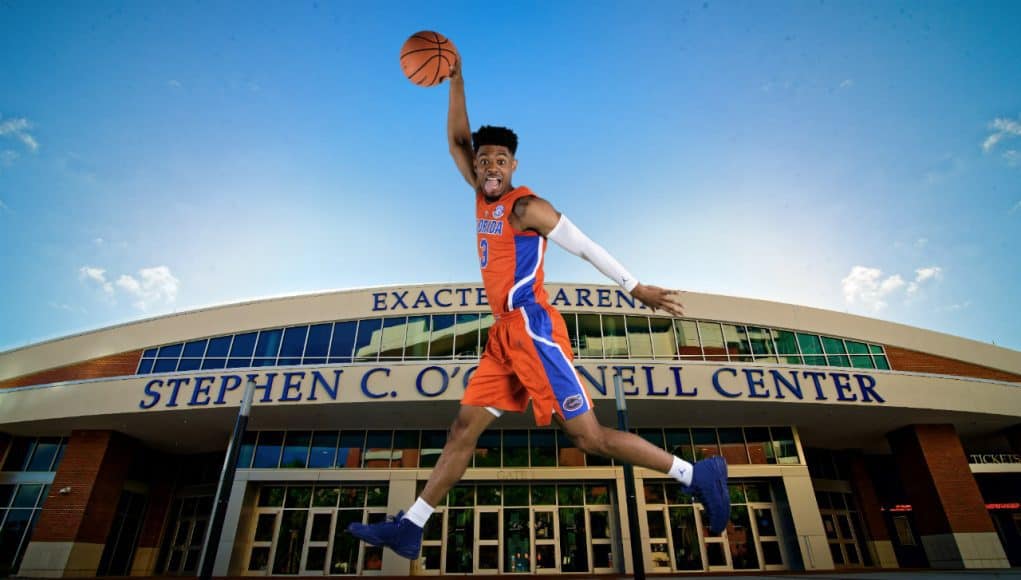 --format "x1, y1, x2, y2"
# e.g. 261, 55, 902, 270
476, 186, 550, 317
